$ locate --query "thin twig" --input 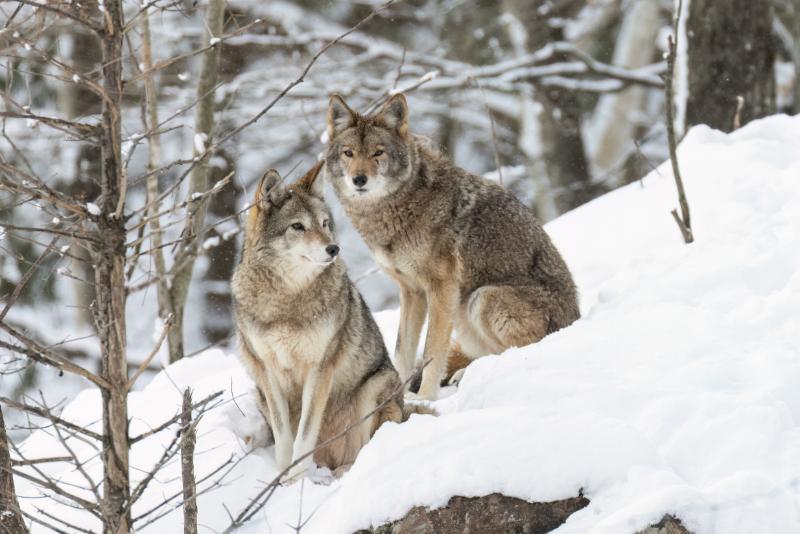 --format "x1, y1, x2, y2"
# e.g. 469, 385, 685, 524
0, 236, 59, 322
664, 4, 694, 244
0, 397, 103, 442
129, 391, 223, 444
473, 78, 503, 185
126, 313, 173, 391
